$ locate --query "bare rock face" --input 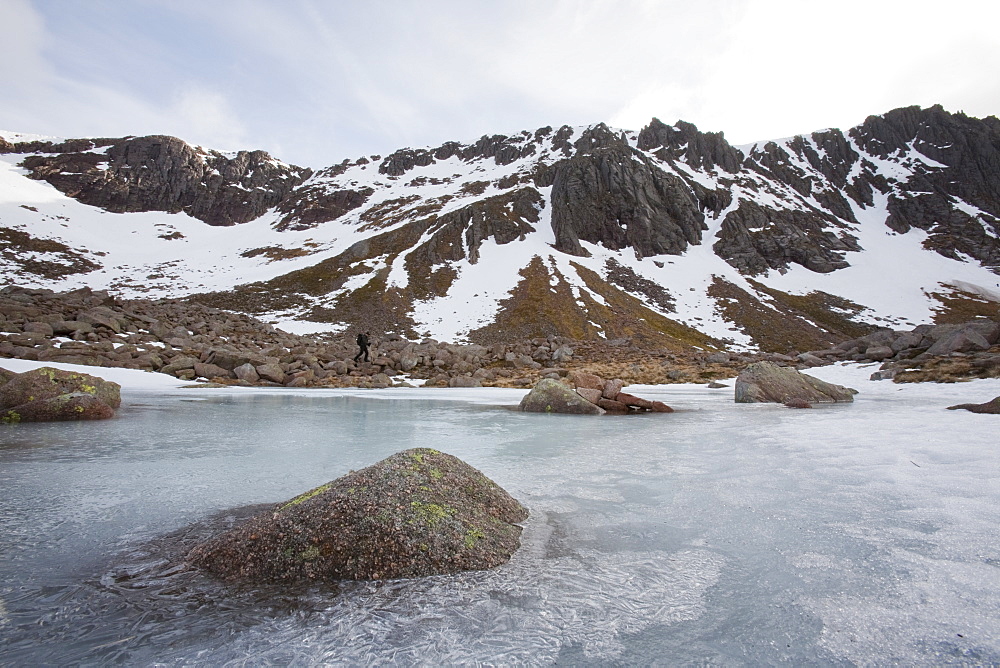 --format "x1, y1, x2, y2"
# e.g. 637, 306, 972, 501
735, 362, 856, 404
519, 378, 605, 414
19, 135, 311, 226
946, 396, 1000, 414
188, 448, 528, 582
713, 200, 860, 275
0, 366, 121, 423
547, 145, 706, 259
